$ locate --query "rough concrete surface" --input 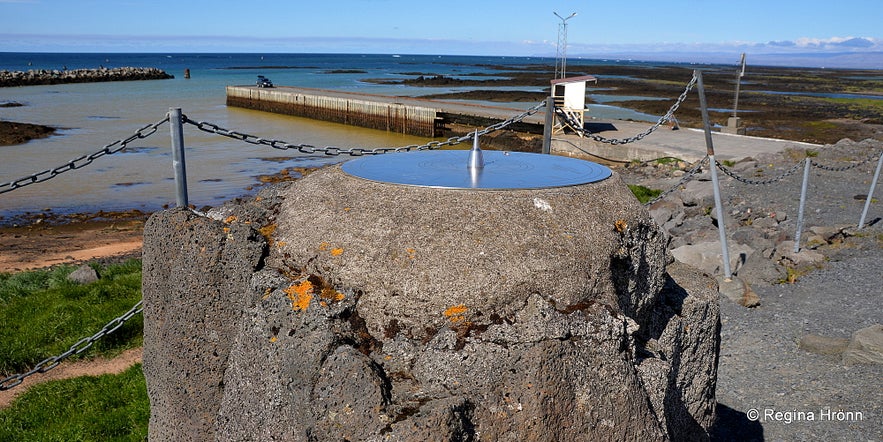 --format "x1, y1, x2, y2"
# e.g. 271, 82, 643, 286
142, 163, 721, 441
